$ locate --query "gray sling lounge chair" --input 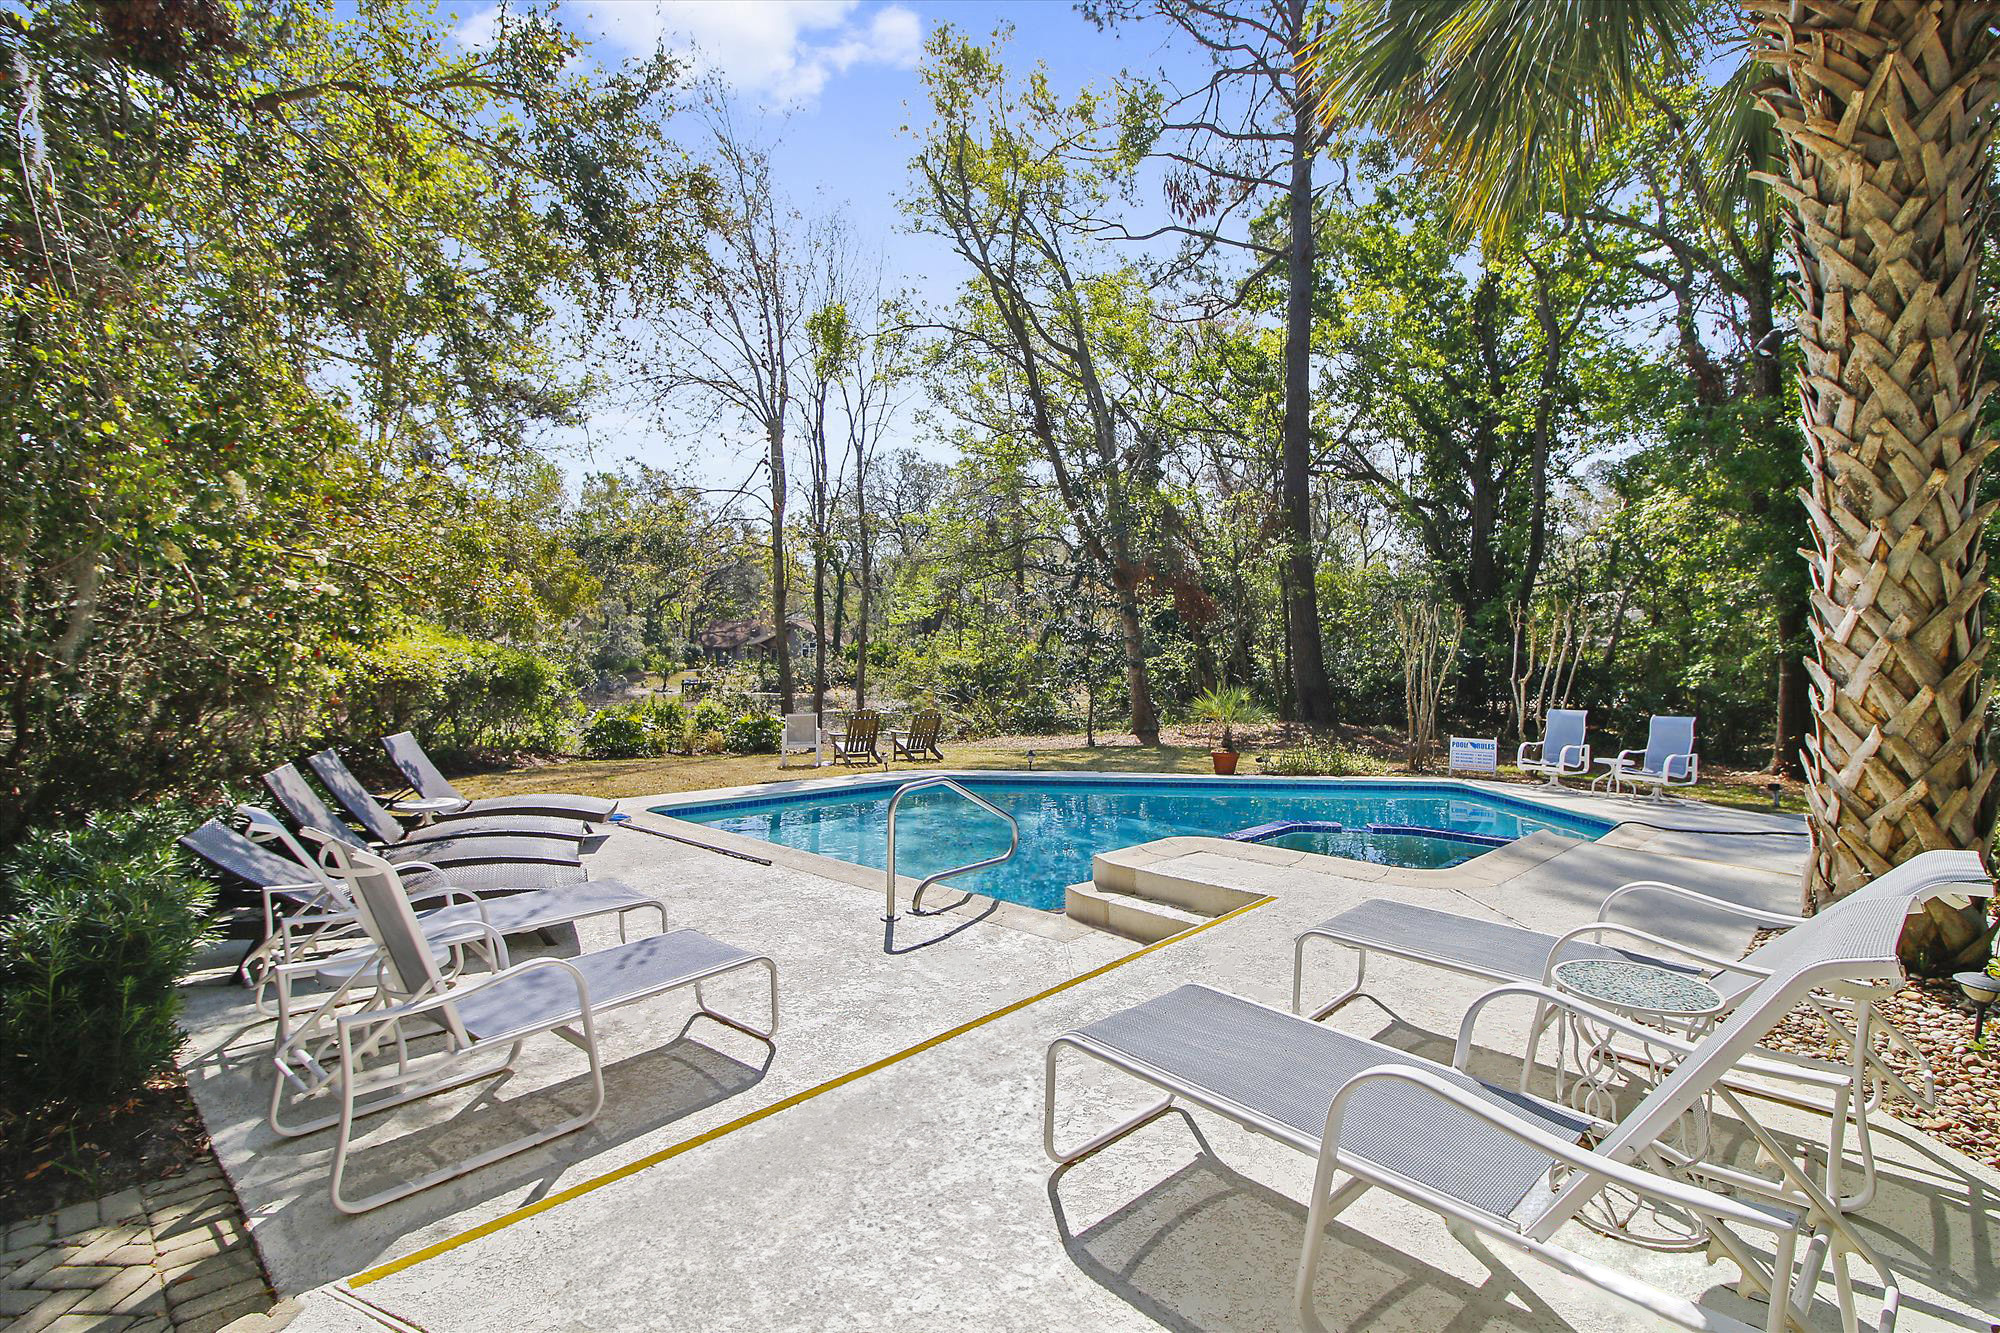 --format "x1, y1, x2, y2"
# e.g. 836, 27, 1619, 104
1291, 849, 1986, 1212
184, 815, 644, 1024
306, 748, 597, 846
382, 730, 617, 824
262, 763, 581, 870
276, 840, 776, 1213
1046, 894, 1918, 1331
